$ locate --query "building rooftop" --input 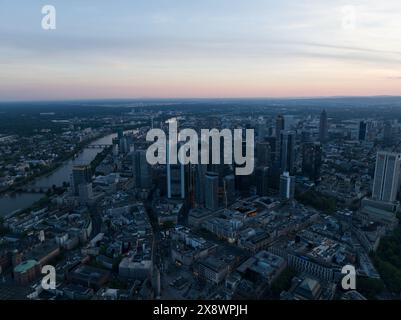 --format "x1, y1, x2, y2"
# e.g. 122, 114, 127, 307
14, 260, 38, 273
